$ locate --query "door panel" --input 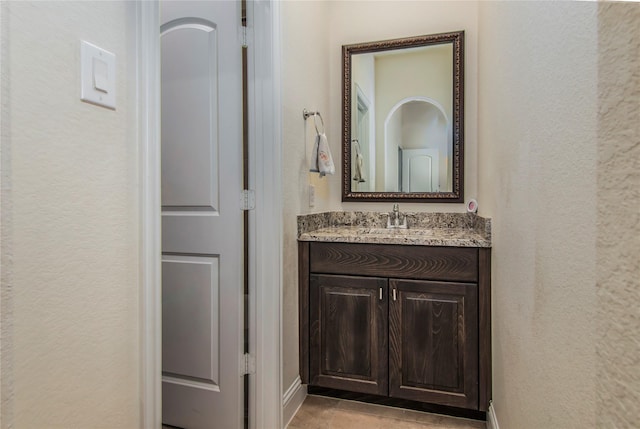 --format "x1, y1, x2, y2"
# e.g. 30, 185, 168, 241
389, 279, 478, 409
310, 274, 388, 396
323, 291, 371, 378
161, 21, 218, 209
162, 255, 219, 384
402, 294, 460, 391
161, 1, 243, 428
401, 149, 439, 192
